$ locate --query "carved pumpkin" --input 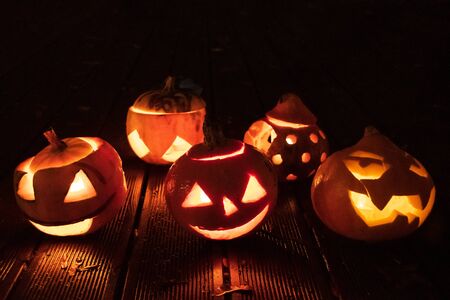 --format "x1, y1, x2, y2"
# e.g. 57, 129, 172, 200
164, 138, 277, 240
126, 76, 206, 164
14, 130, 127, 236
311, 127, 435, 241
244, 93, 329, 181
